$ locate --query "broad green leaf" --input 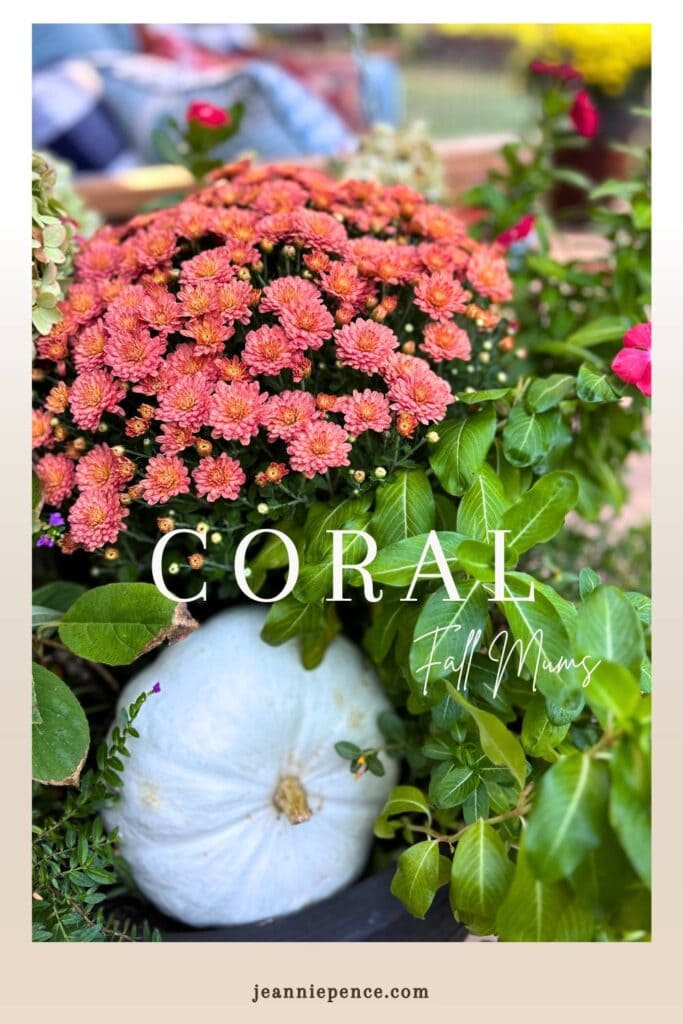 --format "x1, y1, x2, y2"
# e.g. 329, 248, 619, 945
583, 662, 641, 728
299, 605, 340, 669
363, 597, 403, 662
570, 825, 635, 915
590, 178, 642, 201
32, 581, 85, 613
261, 596, 323, 646
578, 567, 601, 599
32, 664, 89, 787
576, 362, 626, 403
609, 737, 651, 887
368, 531, 465, 587
32, 605, 62, 629
502, 405, 561, 467
525, 753, 610, 882
625, 591, 652, 626
445, 682, 527, 788
554, 901, 596, 941
497, 574, 583, 703
521, 694, 569, 761
369, 469, 435, 547
567, 316, 630, 348
450, 820, 512, 929
410, 580, 488, 694
59, 583, 196, 666
456, 465, 509, 541
390, 840, 441, 919
525, 374, 575, 413
457, 387, 510, 405
374, 785, 431, 839
429, 761, 479, 809
429, 407, 496, 496
304, 495, 372, 562
32, 471, 43, 534
575, 585, 644, 674
499, 471, 578, 554
495, 845, 569, 941
462, 783, 490, 824
297, 522, 369, 601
